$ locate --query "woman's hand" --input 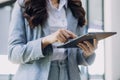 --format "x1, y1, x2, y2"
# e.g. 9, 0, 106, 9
77, 39, 98, 58
42, 29, 77, 48
49, 29, 77, 43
